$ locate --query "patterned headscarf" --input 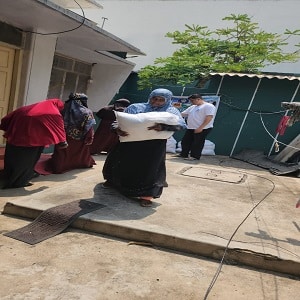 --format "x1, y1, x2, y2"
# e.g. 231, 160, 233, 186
63, 93, 96, 140
125, 88, 186, 127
